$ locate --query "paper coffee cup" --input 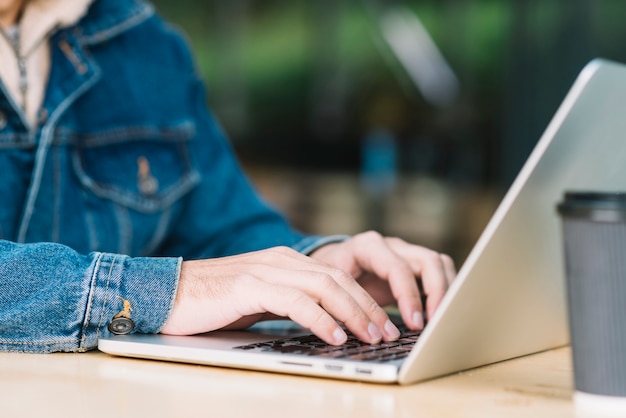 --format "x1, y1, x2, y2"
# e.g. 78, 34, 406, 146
557, 192, 626, 413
